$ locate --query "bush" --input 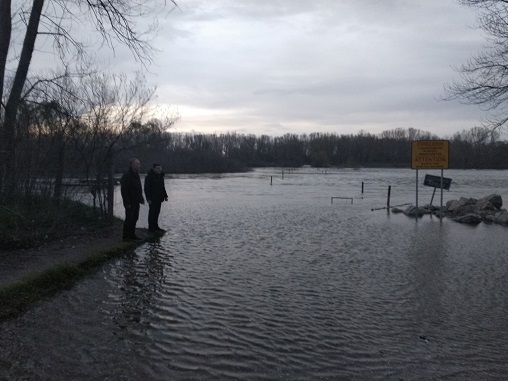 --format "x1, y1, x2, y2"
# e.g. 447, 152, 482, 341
0, 194, 110, 250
